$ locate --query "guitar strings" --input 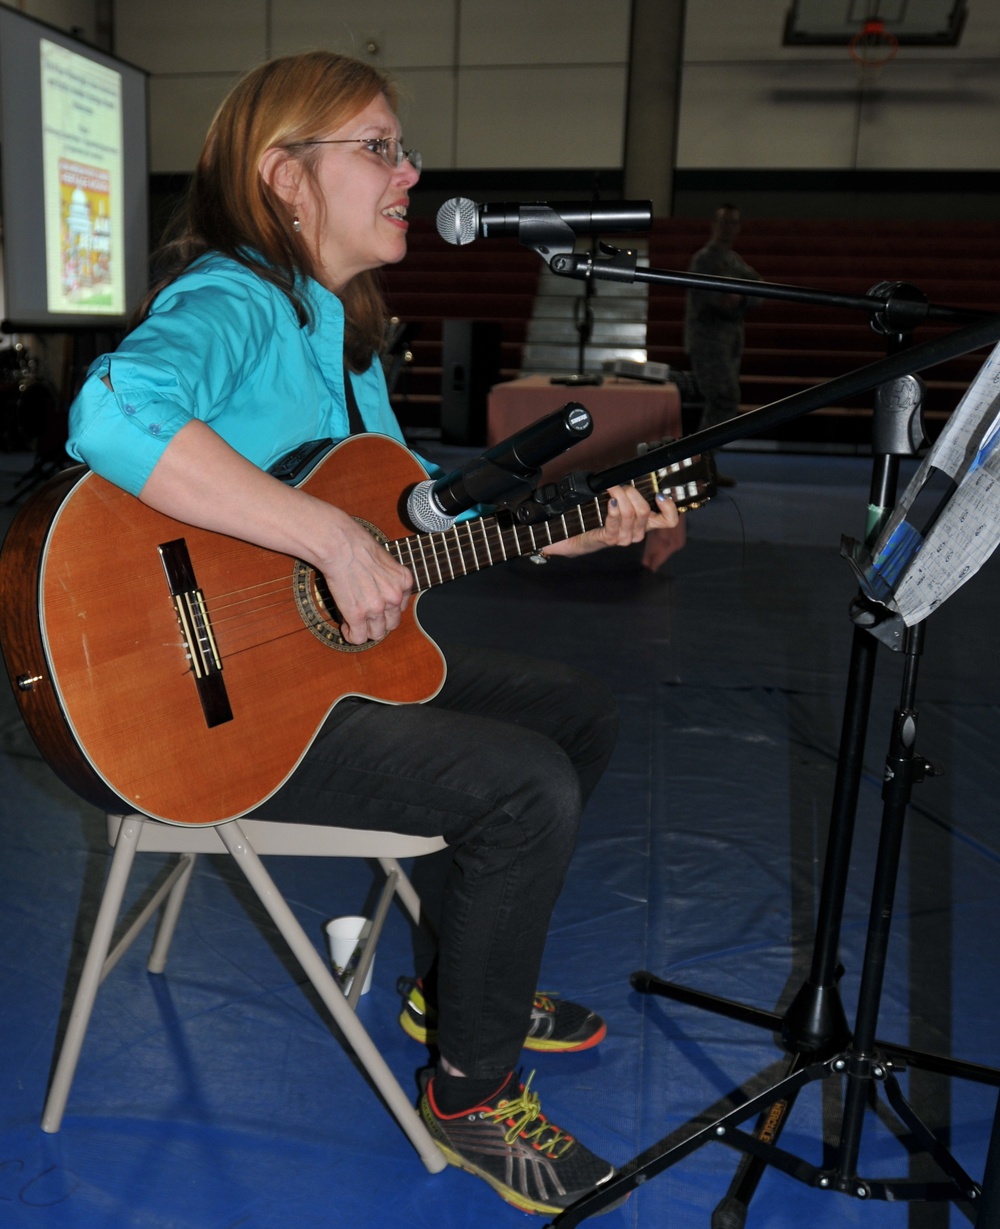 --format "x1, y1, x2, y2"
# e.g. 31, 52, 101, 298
197, 470, 696, 616
185, 466, 710, 658
393, 472, 702, 593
